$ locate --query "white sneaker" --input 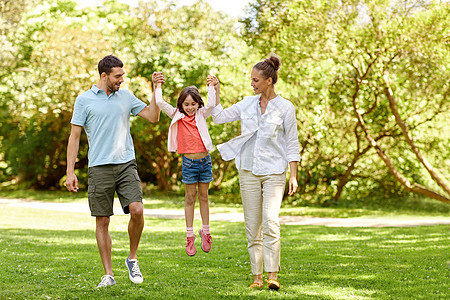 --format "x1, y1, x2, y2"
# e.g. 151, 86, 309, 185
97, 275, 116, 288
125, 256, 143, 284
